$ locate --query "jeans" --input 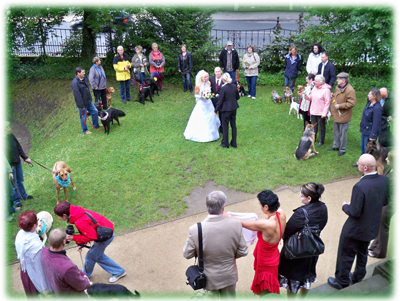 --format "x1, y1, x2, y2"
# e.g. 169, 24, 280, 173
224, 70, 237, 83
284, 76, 296, 92
12, 162, 29, 204
245, 76, 257, 97
119, 80, 131, 101
360, 134, 371, 155
83, 233, 125, 277
139, 72, 146, 85
181, 73, 193, 92
77, 102, 99, 134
